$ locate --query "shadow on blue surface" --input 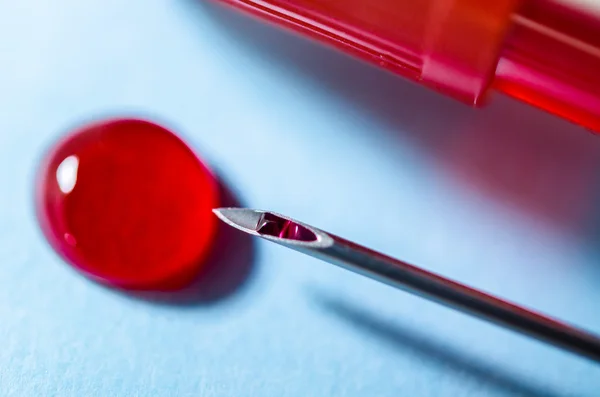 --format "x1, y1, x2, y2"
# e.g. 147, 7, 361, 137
313, 291, 565, 397
130, 178, 256, 306
196, 0, 600, 248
